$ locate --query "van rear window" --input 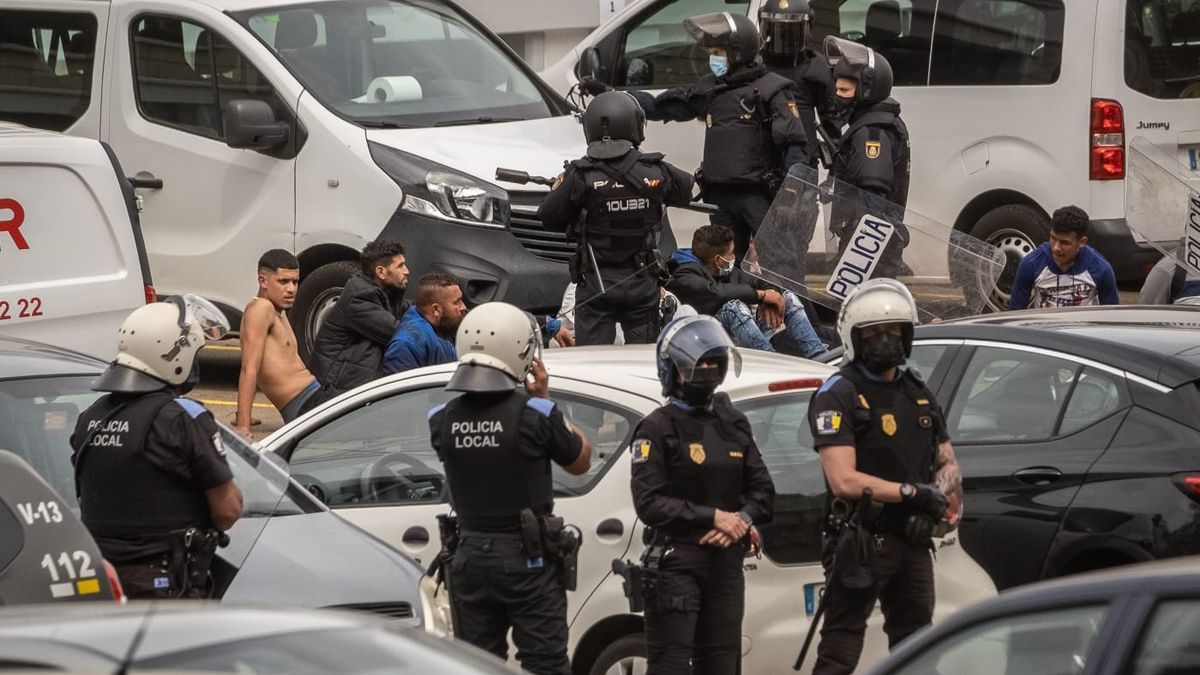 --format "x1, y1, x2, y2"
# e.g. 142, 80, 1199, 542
0, 10, 98, 132
1127, 0, 1200, 99
930, 0, 1065, 86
